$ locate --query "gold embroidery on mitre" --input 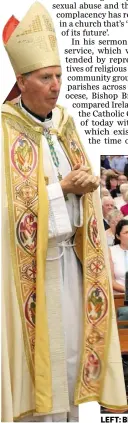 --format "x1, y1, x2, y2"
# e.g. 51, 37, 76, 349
4, 2, 61, 74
